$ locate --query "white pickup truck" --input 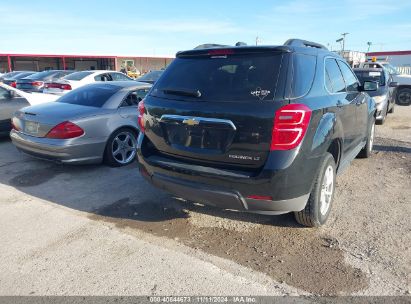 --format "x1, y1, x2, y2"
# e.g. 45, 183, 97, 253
360, 61, 411, 105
